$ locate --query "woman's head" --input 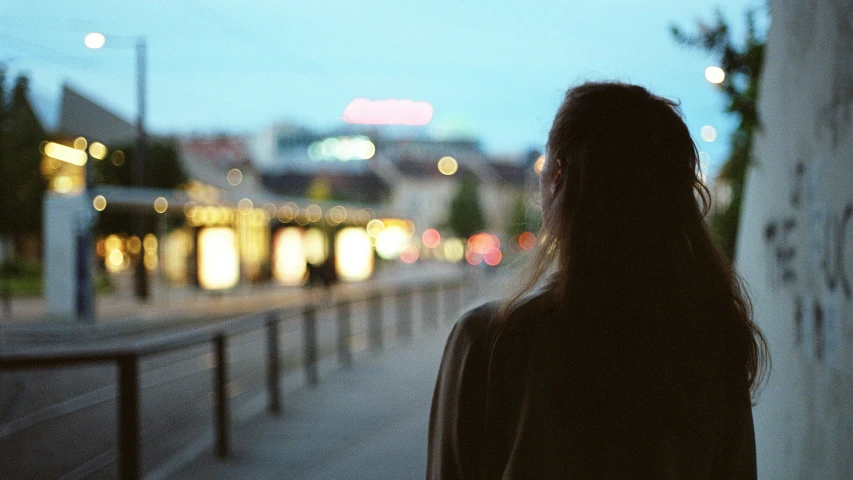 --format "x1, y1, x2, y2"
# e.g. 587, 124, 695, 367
540, 82, 709, 286
504, 81, 768, 399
